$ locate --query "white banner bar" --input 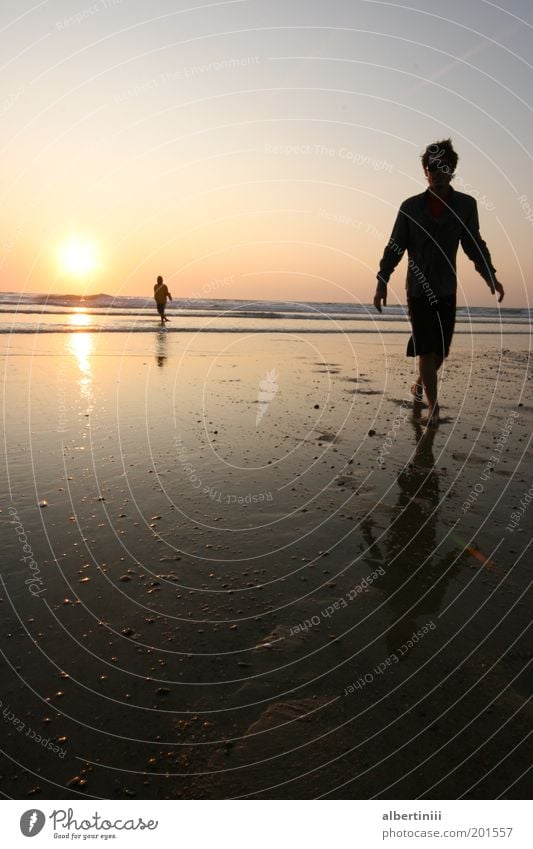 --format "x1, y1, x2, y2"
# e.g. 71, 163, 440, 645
3, 799, 529, 848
